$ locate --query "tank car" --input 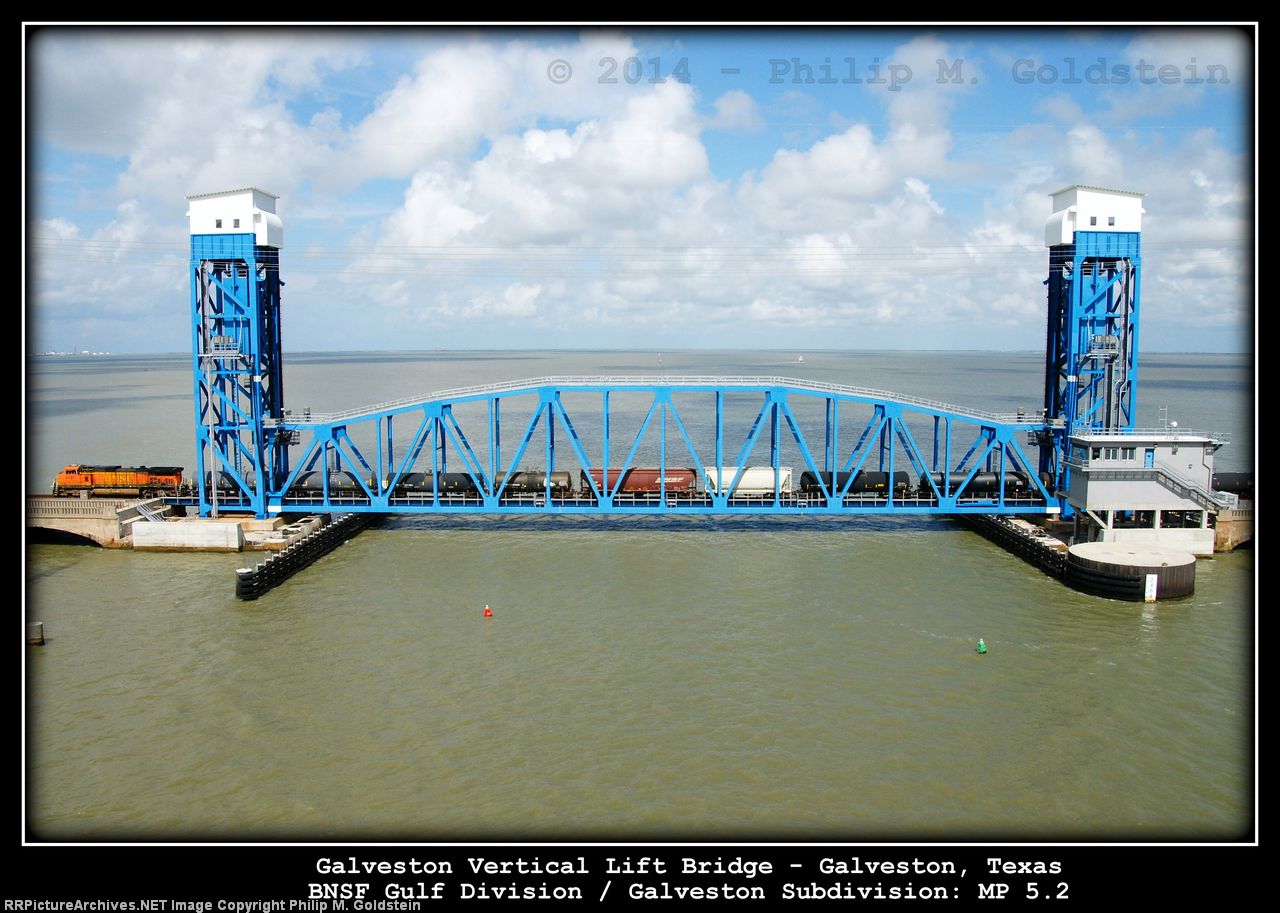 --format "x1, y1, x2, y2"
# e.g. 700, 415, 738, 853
288, 470, 366, 495
383, 472, 481, 494
799, 471, 854, 493
1211, 472, 1253, 499
919, 470, 1032, 496
832, 470, 912, 494
494, 470, 573, 495
205, 469, 257, 495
